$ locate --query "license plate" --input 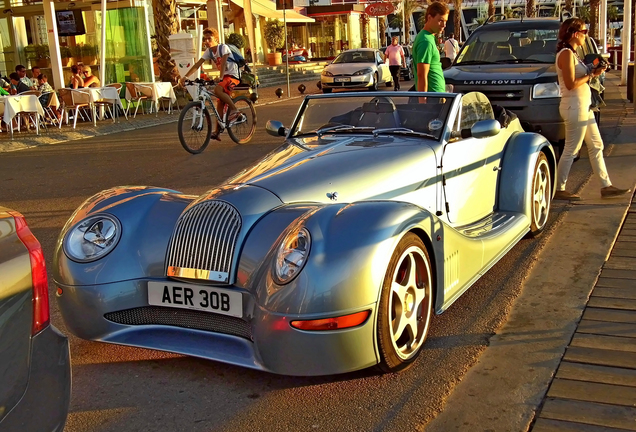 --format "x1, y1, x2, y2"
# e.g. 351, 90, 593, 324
147, 281, 242, 318
335, 77, 351, 82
